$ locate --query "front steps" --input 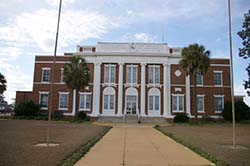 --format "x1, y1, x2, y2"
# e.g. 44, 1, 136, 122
96, 115, 168, 124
